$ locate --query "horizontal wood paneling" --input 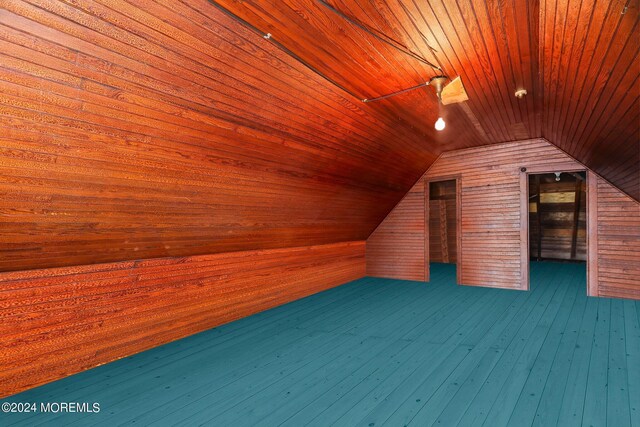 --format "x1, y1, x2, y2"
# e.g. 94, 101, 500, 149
1, 0, 637, 272
367, 139, 639, 299
366, 180, 425, 281
426, 139, 581, 289
0, 241, 365, 397
0, 0, 435, 272
595, 177, 640, 299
